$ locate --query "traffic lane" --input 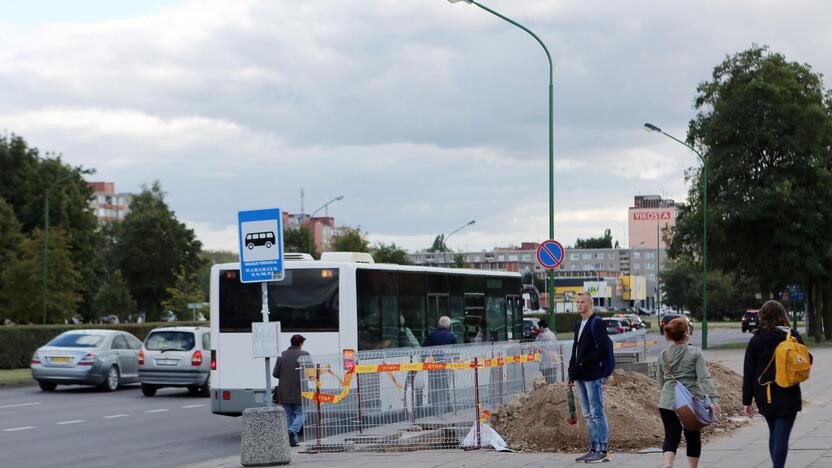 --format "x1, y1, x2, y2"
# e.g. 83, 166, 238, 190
643, 326, 752, 359
0, 385, 242, 468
